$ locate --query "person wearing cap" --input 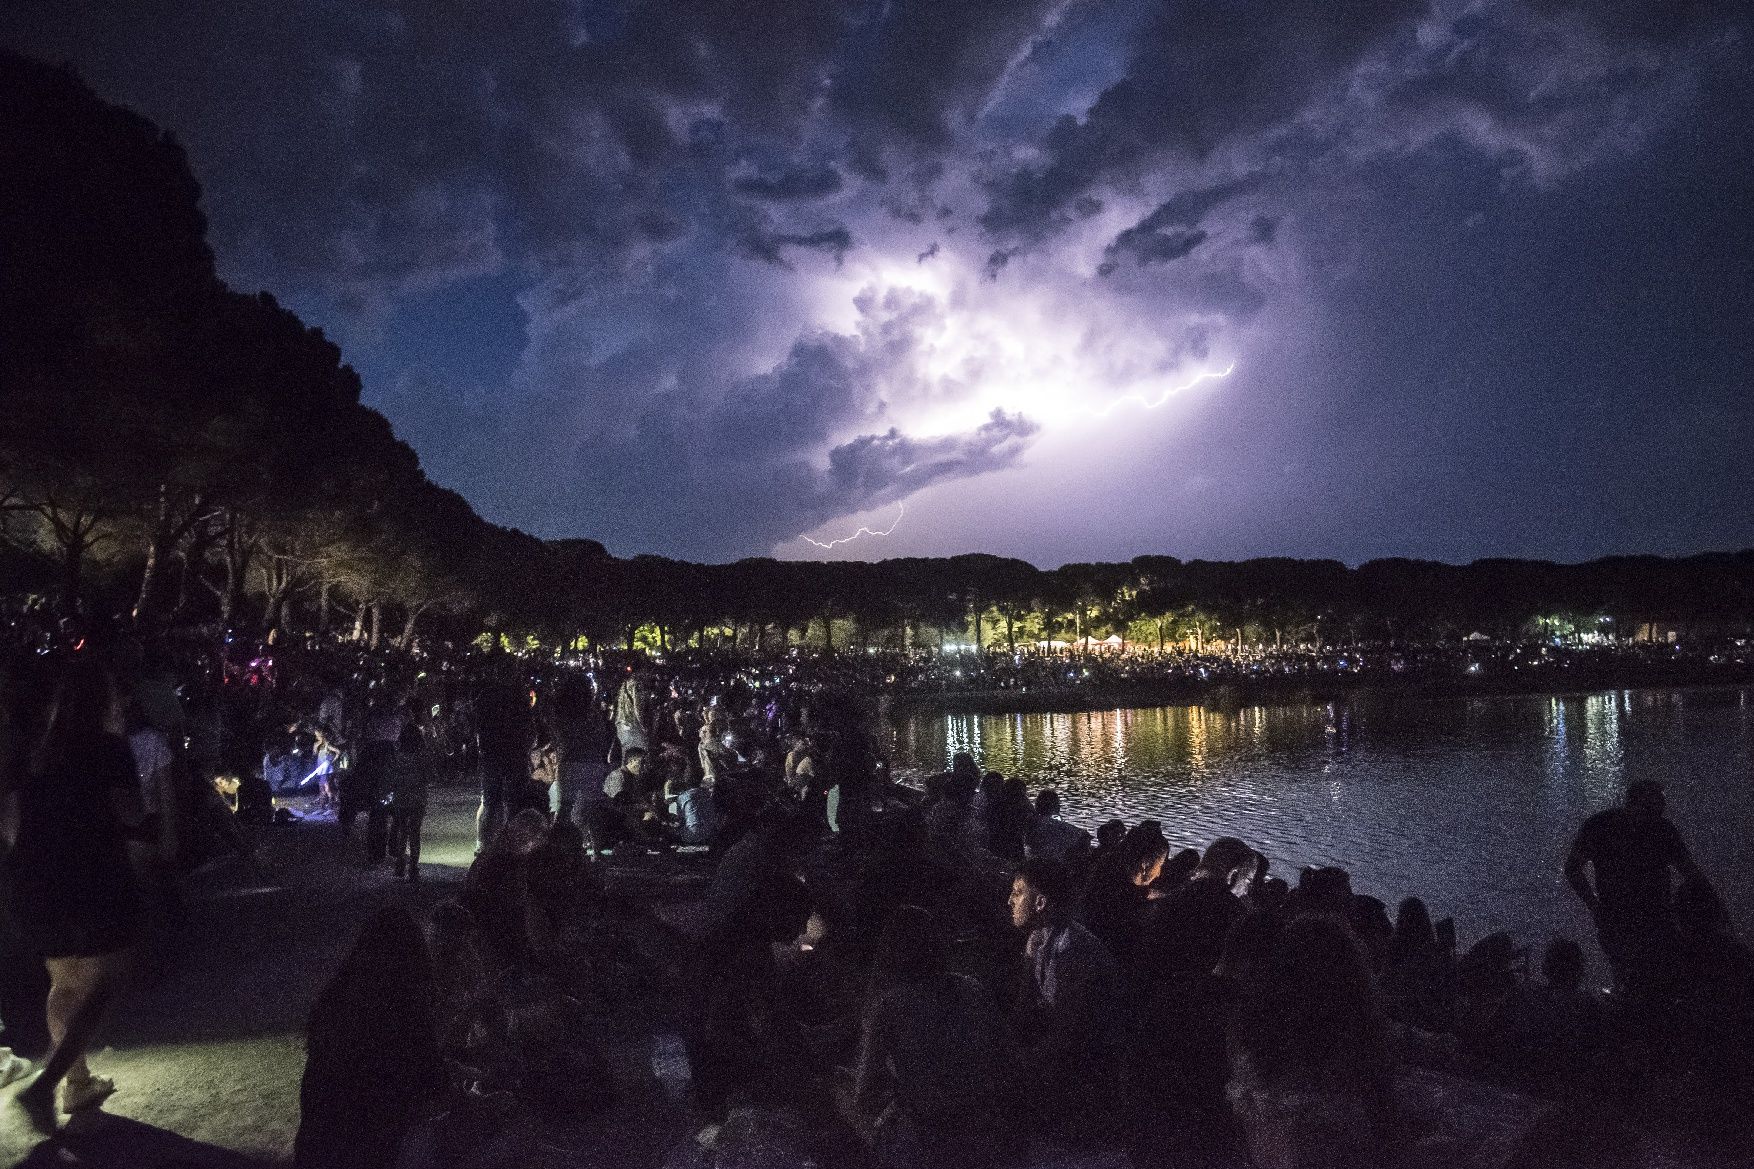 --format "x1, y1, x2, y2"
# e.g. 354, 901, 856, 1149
1564, 780, 1704, 1008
